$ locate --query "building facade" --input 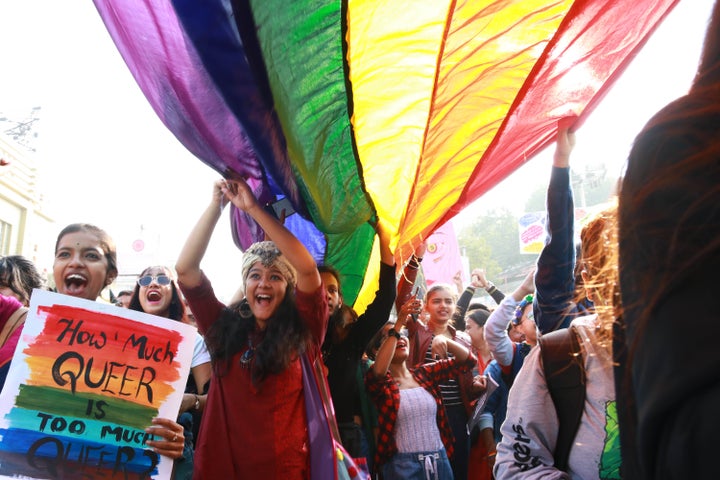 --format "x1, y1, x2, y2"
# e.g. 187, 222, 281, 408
0, 133, 55, 284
